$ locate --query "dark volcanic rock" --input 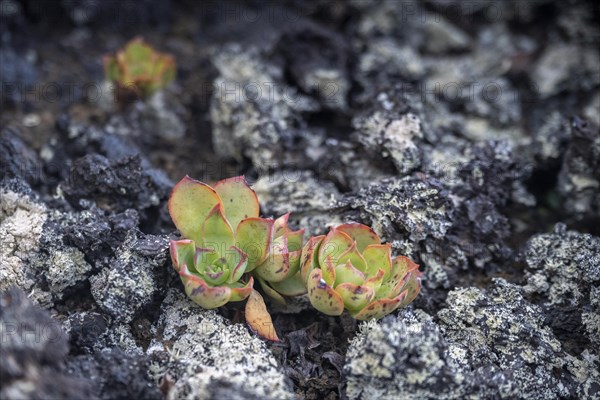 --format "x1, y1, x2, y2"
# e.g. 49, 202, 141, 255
145, 289, 295, 399
345, 175, 453, 242
62, 154, 166, 213
438, 279, 600, 399
0, 128, 42, 184
523, 223, 600, 307
276, 20, 350, 109
90, 231, 169, 323
558, 117, 600, 220
522, 224, 600, 350
210, 43, 319, 167
0, 47, 38, 105
66, 312, 109, 355
0, 287, 93, 400
67, 348, 162, 400
1, 1, 600, 399
344, 309, 472, 399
